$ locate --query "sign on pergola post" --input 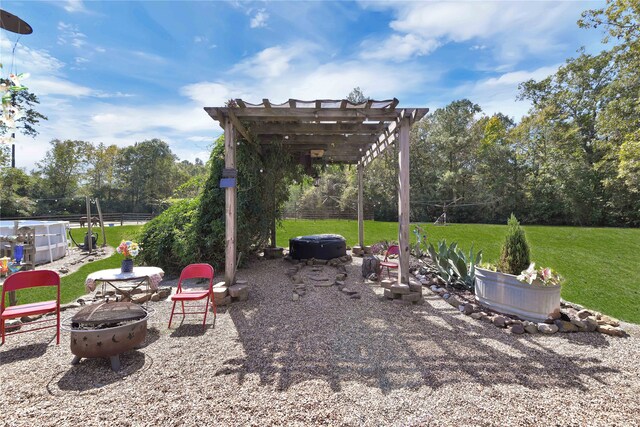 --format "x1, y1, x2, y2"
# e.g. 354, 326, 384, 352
205, 99, 428, 286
